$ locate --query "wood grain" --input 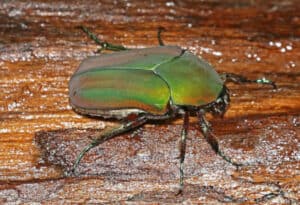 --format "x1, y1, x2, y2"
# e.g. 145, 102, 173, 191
0, 0, 299, 203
